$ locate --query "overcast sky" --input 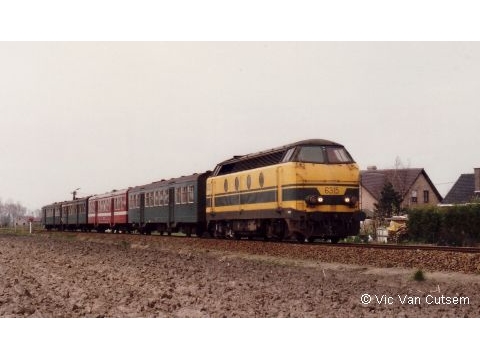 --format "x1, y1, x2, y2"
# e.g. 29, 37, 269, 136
1, 42, 479, 211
